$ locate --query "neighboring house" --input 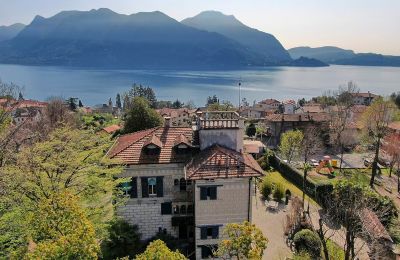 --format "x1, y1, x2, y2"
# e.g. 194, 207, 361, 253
264, 113, 329, 147
351, 92, 379, 106
256, 98, 281, 110
107, 111, 263, 259
101, 124, 121, 135
243, 140, 266, 159
282, 100, 296, 114
0, 99, 48, 125
388, 121, 400, 136
296, 104, 326, 114
156, 108, 196, 127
